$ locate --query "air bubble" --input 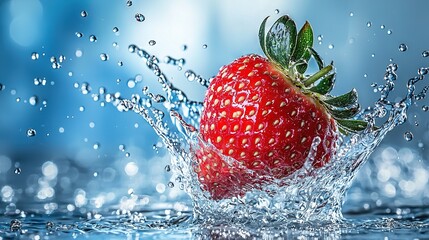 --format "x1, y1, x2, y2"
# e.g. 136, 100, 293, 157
422, 50, 429, 57
126, 0, 133, 7
125, 152, 130, 157
59, 127, 65, 133
149, 40, 156, 46
202, 44, 207, 49
100, 53, 109, 61
27, 129, 36, 137
31, 52, 39, 60
112, 27, 119, 33
182, 45, 187, 51
80, 10, 88, 17
387, 29, 392, 35
398, 43, 408, 52
275, 9, 280, 14
79, 106, 85, 112
404, 131, 413, 141
89, 35, 97, 42
366, 21, 372, 27
168, 182, 174, 188
380, 25, 385, 29
75, 32, 83, 38
422, 105, 429, 112
118, 61, 123, 66
328, 44, 334, 49
135, 13, 145, 22
0, 83, 4, 91
14, 168, 21, 174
